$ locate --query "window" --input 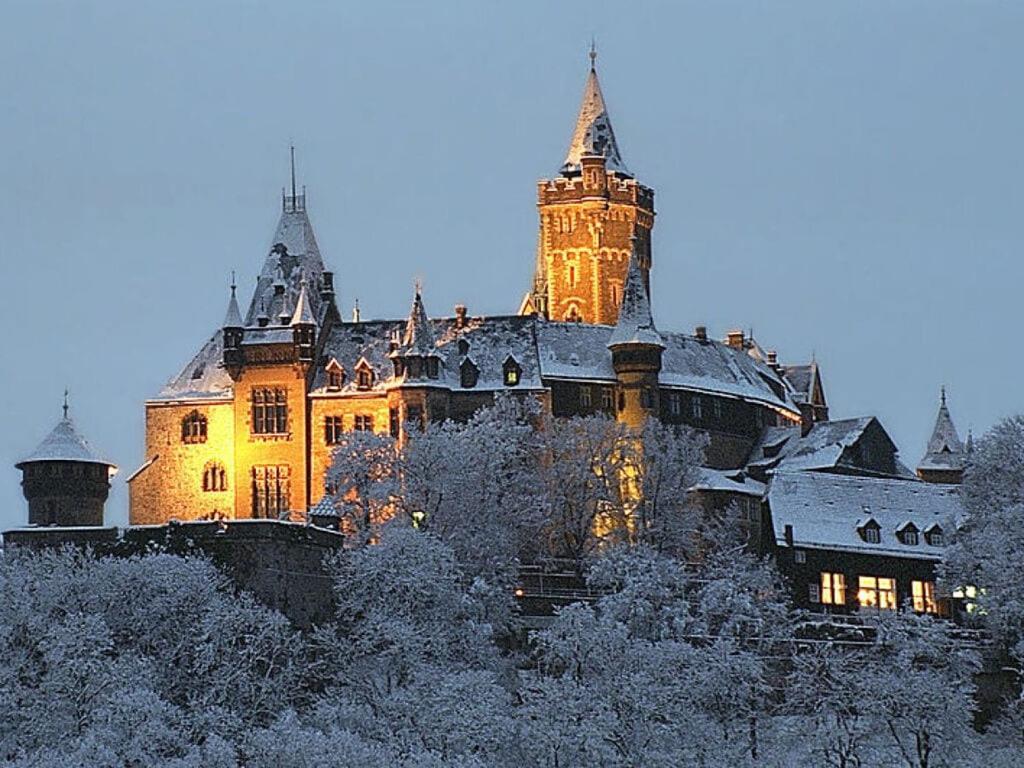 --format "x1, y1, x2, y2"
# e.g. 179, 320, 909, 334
926, 526, 944, 546
794, 549, 806, 564
601, 387, 614, 410
610, 283, 621, 310
640, 387, 654, 408
389, 408, 400, 438
458, 339, 470, 355
325, 416, 343, 445
912, 580, 939, 614
669, 392, 681, 417
857, 576, 896, 611
251, 465, 290, 519
202, 462, 227, 492
901, 529, 919, 546
406, 405, 424, 431
821, 572, 846, 605
565, 305, 581, 322
326, 360, 345, 390
354, 414, 373, 432
713, 399, 723, 421
252, 388, 288, 434
503, 357, 521, 387
426, 357, 439, 379
460, 359, 479, 389
809, 584, 821, 603
181, 411, 207, 444
691, 395, 703, 421
356, 362, 373, 390
580, 386, 592, 408
567, 265, 577, 288
864, 527, 880, 544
